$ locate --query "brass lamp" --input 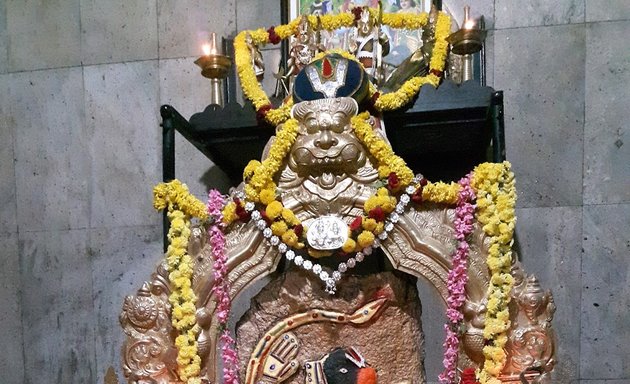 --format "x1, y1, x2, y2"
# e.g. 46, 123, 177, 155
447, 6, 487, 82
195, 32, 232, 107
